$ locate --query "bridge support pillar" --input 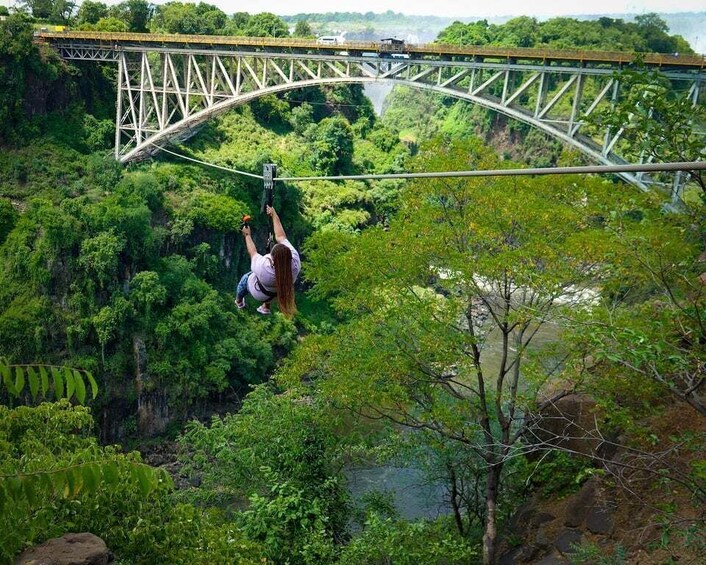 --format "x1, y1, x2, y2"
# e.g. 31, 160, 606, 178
115, 53, 124, 161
